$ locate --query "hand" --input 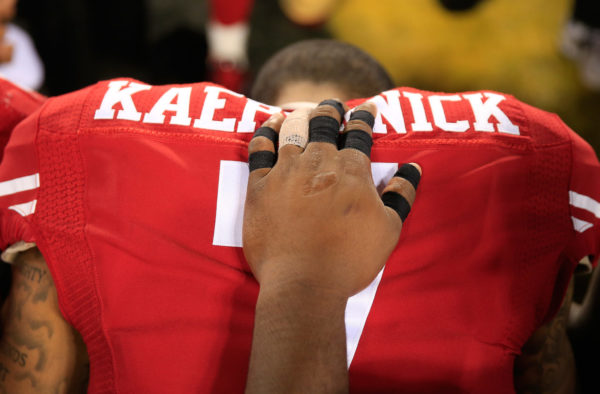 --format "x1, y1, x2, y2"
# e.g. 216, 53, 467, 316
243, 99, 422, 394
243, 99, 421, 298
